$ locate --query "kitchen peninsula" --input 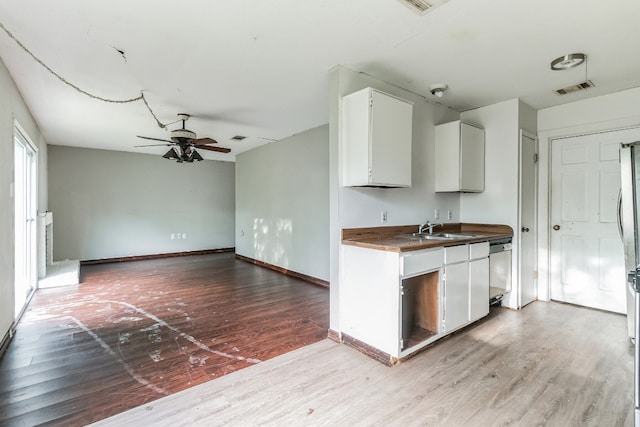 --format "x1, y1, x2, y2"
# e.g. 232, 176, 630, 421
340, 223, 513, 365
